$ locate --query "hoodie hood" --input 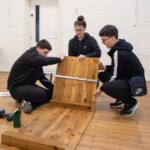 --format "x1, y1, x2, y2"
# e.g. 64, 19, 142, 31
28, 46, 39, 55
29, 46, 36, 51
108, 39, 133, 56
